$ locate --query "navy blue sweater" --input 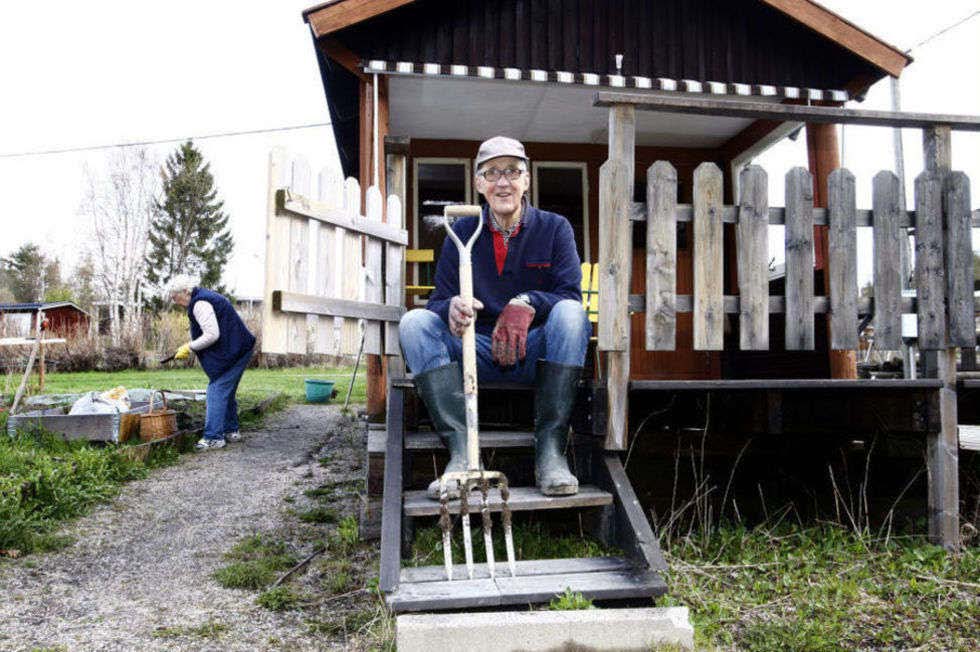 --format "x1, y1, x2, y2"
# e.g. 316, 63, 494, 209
188, 287, 256, 379
427, 204, 582, 336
